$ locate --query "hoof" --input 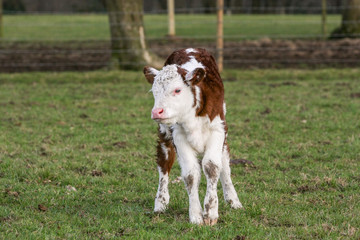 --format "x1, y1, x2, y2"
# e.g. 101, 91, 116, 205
231, 202, 243, 209
154, 197, 169, 213
227, 199, 243, 209
203, 218, 218, 226
154, 205, 167, 213
190, 215, 204, 225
